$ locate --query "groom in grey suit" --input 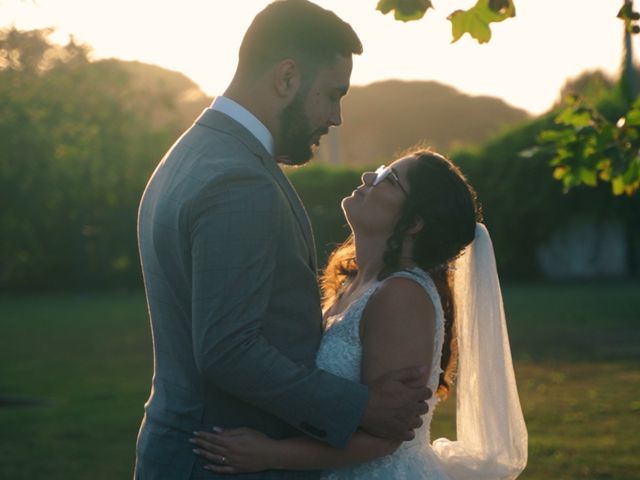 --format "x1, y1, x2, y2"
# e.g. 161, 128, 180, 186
135, 1, 430, 478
